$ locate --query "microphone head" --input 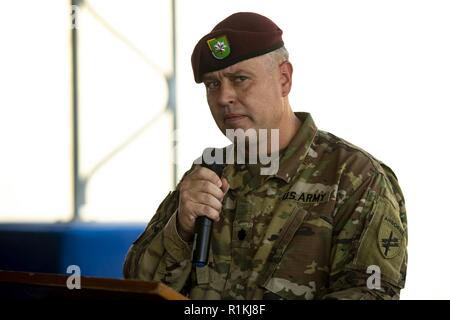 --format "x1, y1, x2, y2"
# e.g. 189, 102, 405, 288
201, 148, 225, 176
